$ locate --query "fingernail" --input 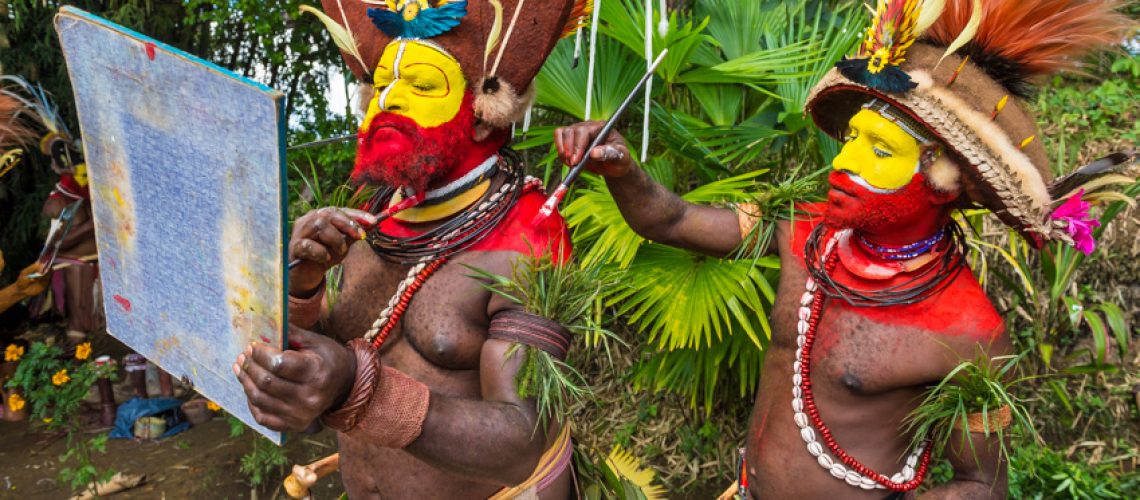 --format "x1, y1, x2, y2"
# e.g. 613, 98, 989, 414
232, 363, 239, 376
236, 354, 246, 366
